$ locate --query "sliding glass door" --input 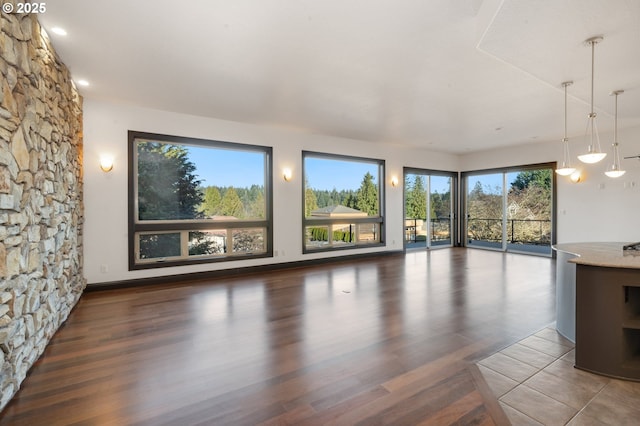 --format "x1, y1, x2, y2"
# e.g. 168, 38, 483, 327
505, 170, 553, 254
466, 173, 503, 249
464, 165, 554, 256
404, 170, 456, 250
